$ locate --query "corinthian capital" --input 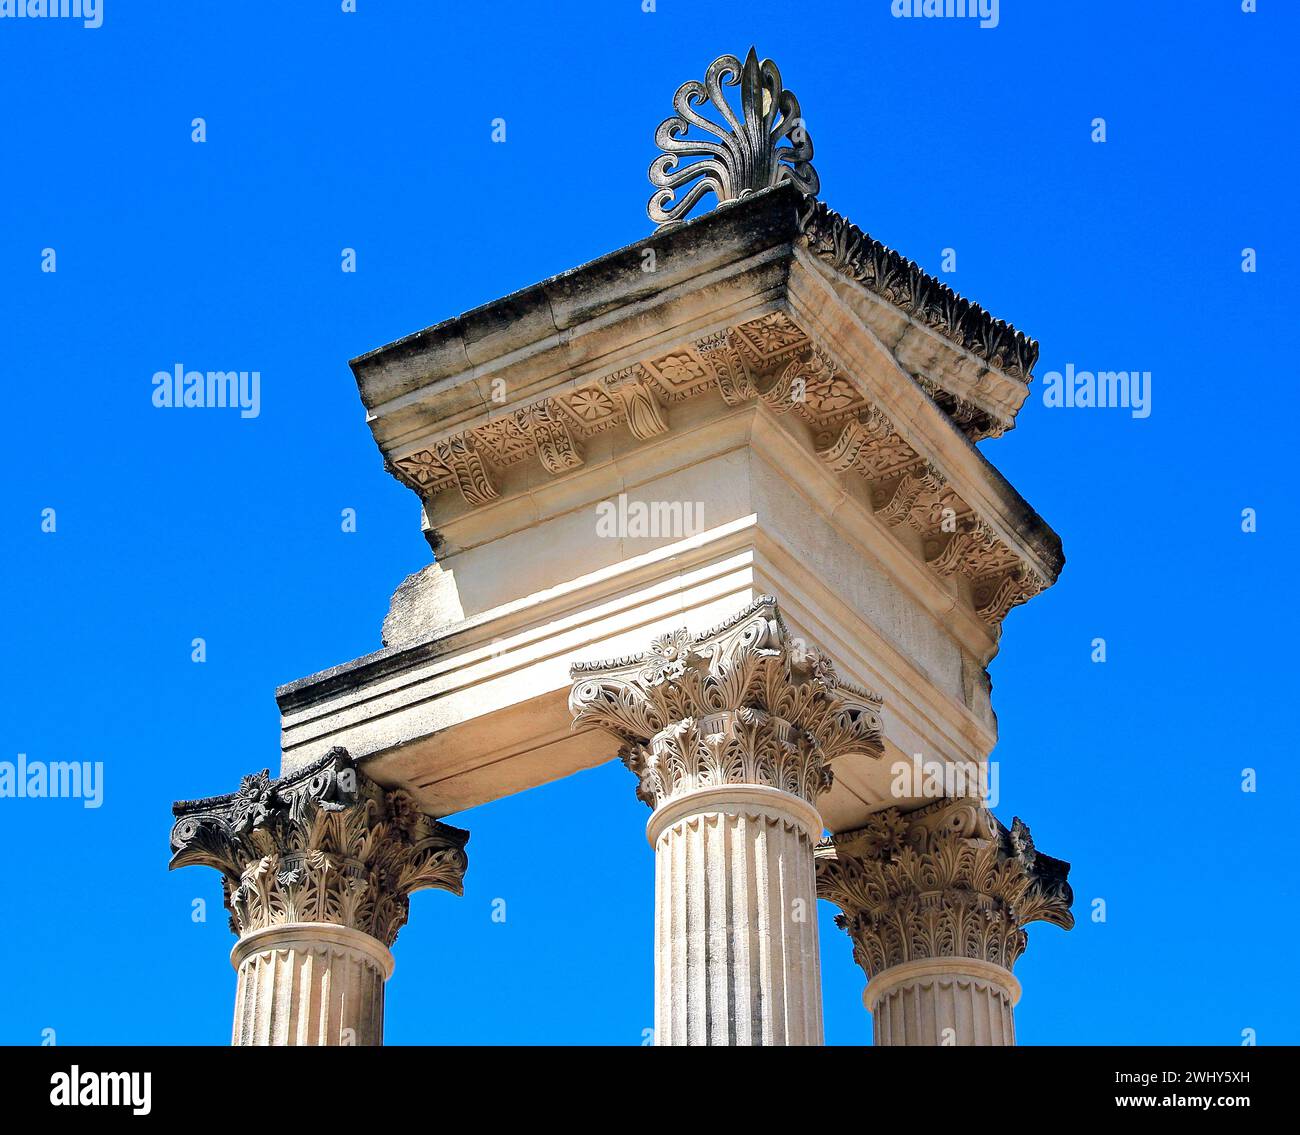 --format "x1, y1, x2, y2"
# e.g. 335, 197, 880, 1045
816, 798, 1072, 978
569, 596, 884, 809
169, 748, 468, 947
